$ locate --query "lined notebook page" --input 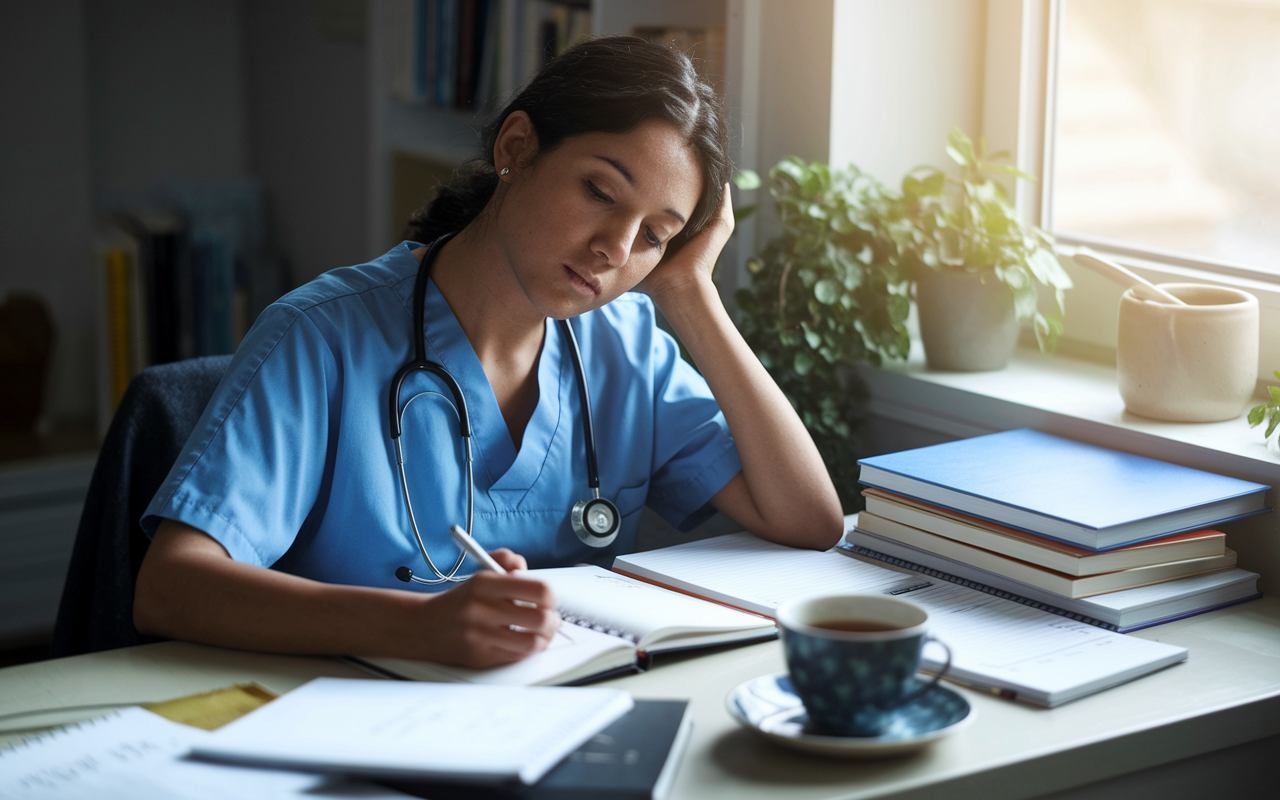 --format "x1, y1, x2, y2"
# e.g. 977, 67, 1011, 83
614, 533, 1188, 706
537, 566, 774, 645
899, 581, 1187, 703
0, 707, 398, 799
